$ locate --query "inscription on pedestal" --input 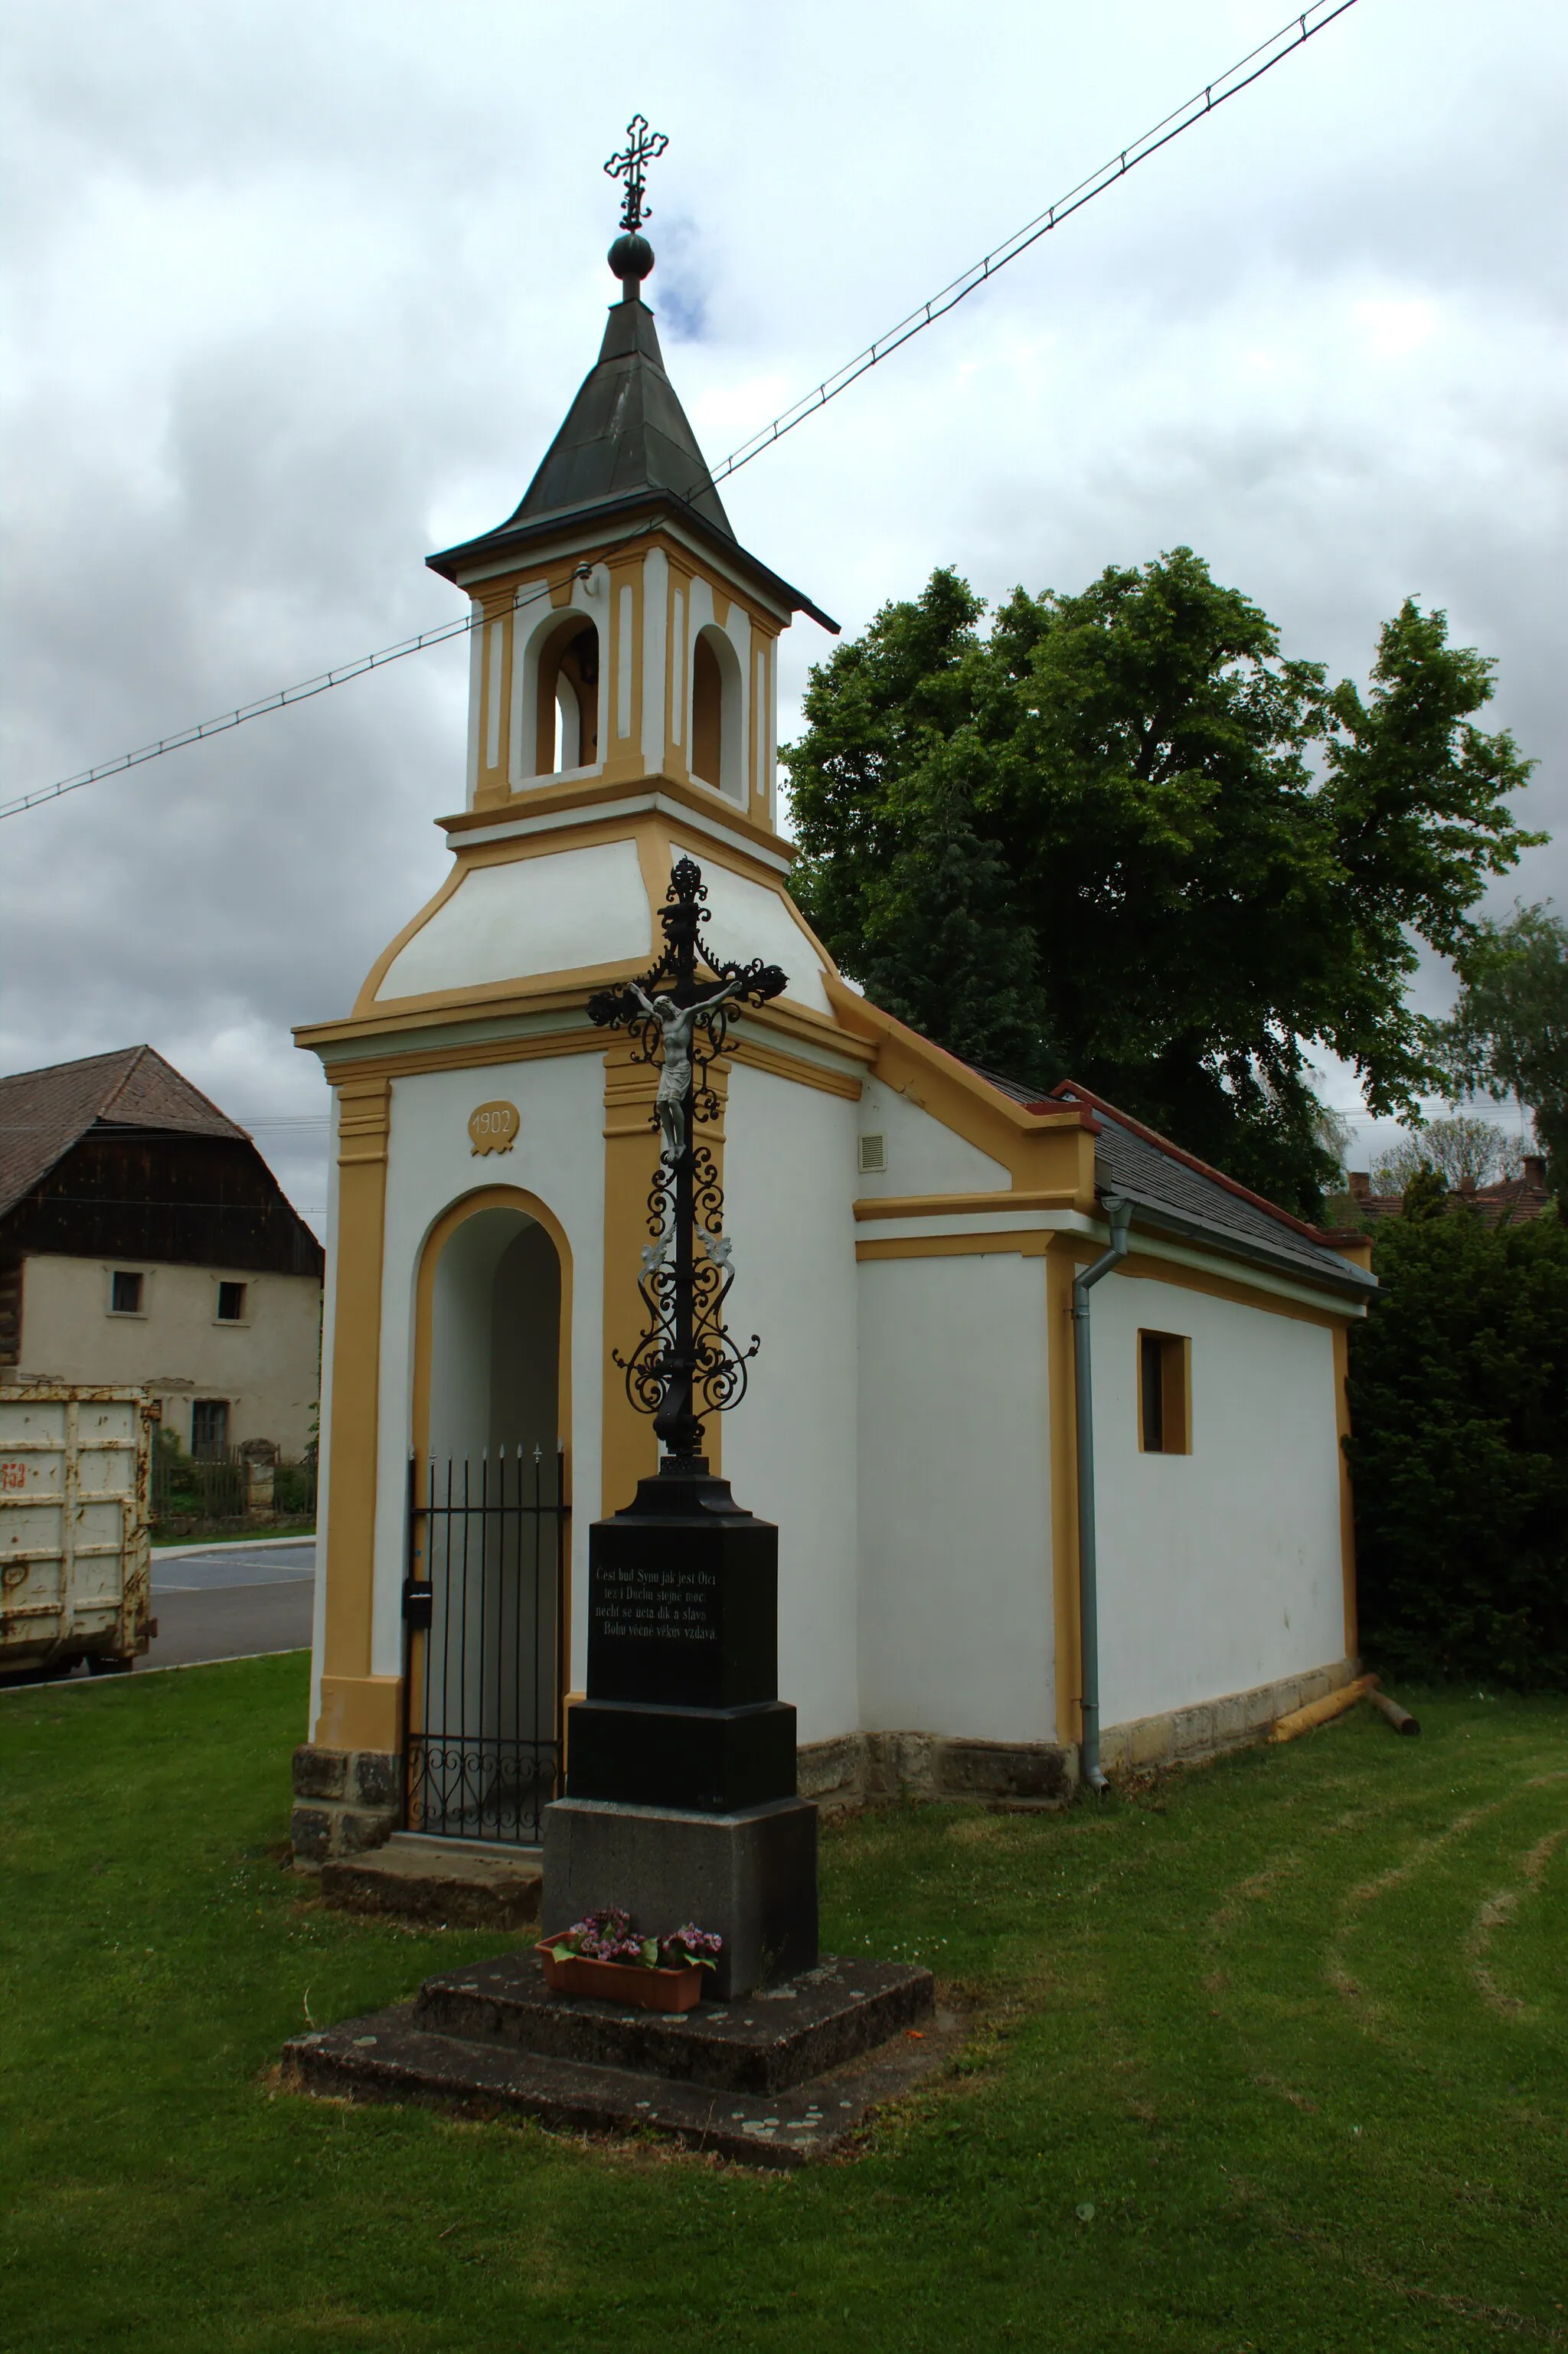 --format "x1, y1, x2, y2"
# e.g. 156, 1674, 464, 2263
591, 1563, 720, 1646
